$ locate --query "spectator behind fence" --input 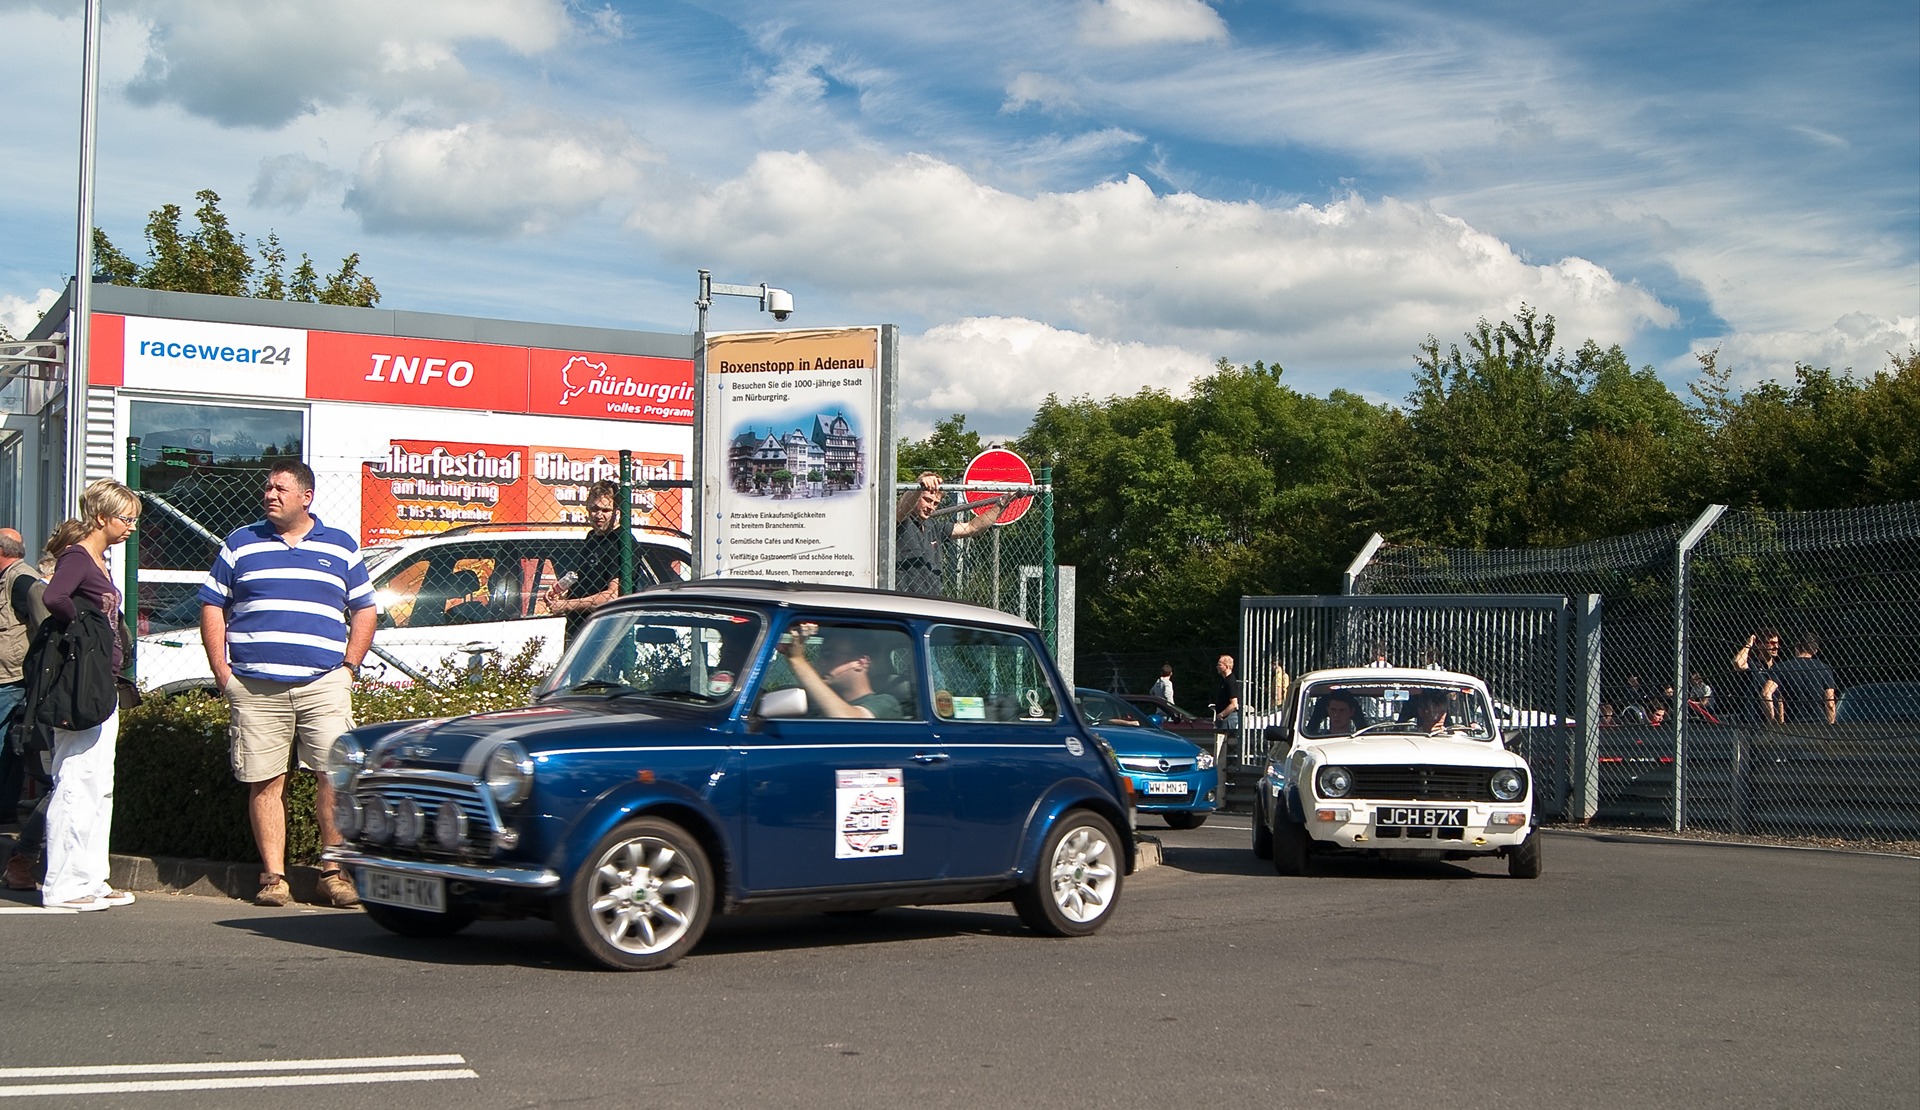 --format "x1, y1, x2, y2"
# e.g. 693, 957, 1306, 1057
200, 460, 374, 909
0, 527, 43, 825
36, 481, 140, 911
1209, 654, 1240, 734
1687, 670, 1715, 713
545, 479, 630, 647
894, 471, 1006, 597
1764, 634, 1838, 725
1732, 627, 1784, 723
1149, 663, 1174, 705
